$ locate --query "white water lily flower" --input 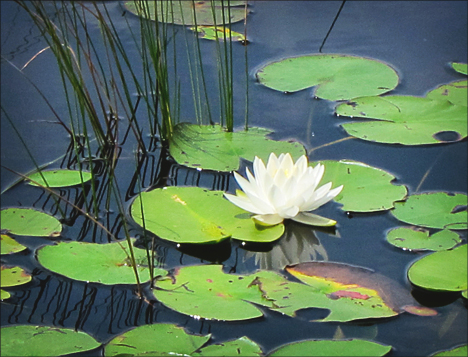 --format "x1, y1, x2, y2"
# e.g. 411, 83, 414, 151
224, 153, 343, 227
